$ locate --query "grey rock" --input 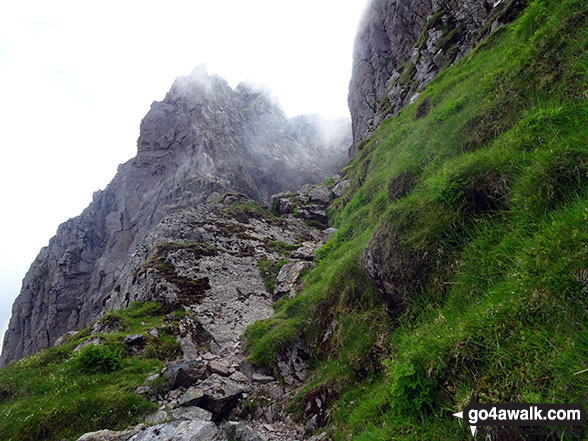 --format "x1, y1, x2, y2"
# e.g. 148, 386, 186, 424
276, 340, 310, 385
179, 387, 205, 407
252, 373, 274, 384
274, 261, 314, 297
229, 371, 249, 383
225, 422, 265, 441
170, 406, 213, 422
307, 432, 329, 441
307, 185, 331, 205
325, 228, 337, 236
208, 359, 231, 376
128, 420, 218, 441
297, 206, 328, 225
163, 360, 207, 389
290, 243, 317, 261
123, 334, 145, 345
198, 373, 246, 418
143, 408, 168, 425
331, 179, 350, 197
348, 0, 526, 156
73, 338, 101, 353
135, 386, 152, 396
76, 429, 138, 441
53, 330, 79, 347
91, 317, 123, 335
